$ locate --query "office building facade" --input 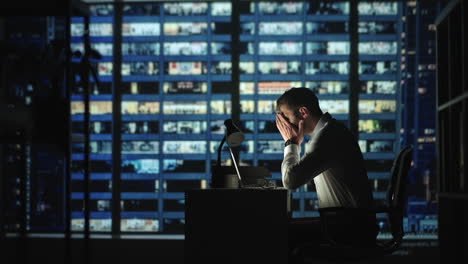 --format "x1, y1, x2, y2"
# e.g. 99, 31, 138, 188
2, 1, 439, 236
